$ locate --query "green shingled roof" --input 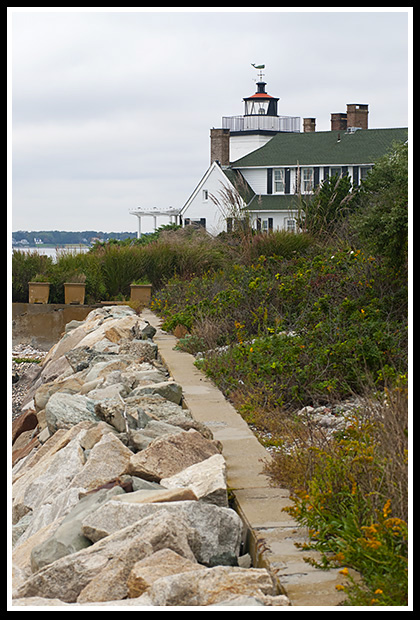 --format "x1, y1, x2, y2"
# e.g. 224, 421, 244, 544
230, 127, 408, 168
247, 194, 301, 211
